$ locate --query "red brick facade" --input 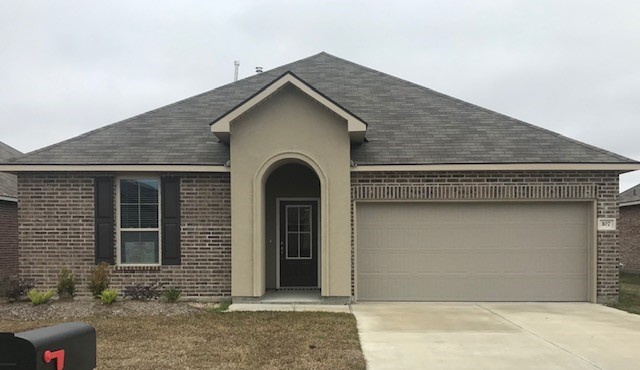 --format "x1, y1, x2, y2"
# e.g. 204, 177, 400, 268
620, 204, 640, 272
350, 171, 620, 303
18, 173, 231, 298
0, 200, 18, 277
